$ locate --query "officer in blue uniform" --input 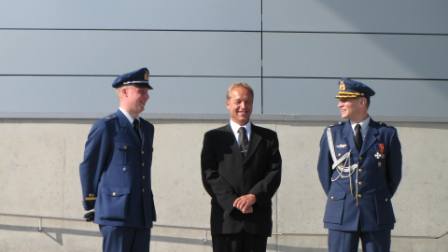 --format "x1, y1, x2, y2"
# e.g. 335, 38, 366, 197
80, 67, 157, 252
317, 79, 402, 252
